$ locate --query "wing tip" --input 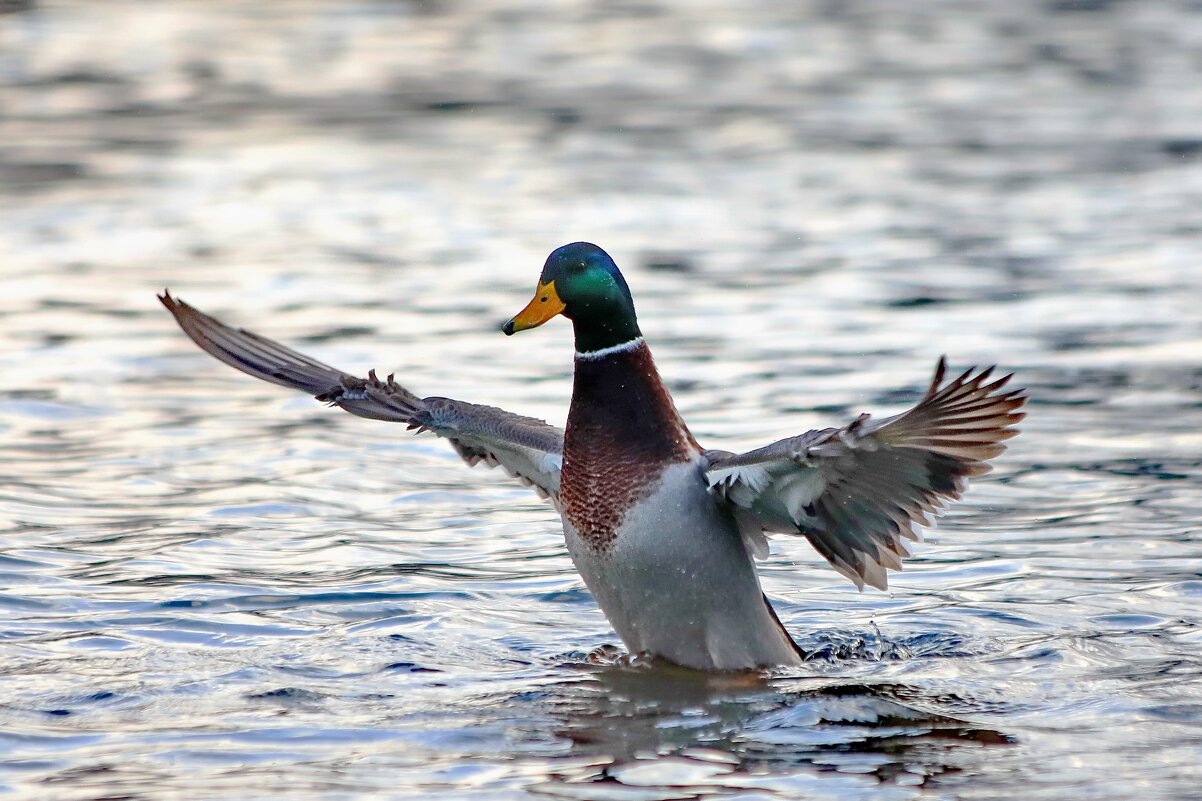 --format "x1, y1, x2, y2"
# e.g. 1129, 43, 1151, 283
929, 355, 948, 394
159, 288, 182, 315
158, 289, 209, 334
